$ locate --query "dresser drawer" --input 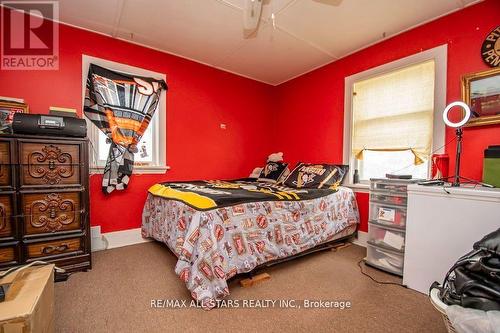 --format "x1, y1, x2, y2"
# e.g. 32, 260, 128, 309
0, 140, 13, 188
370, 179, 412, 195
366, 243, 404, 276
26, 237, 83, 260
19, 141, 81, 187
370, 191, 407, 206
22, 191, 83, 236
369, 202, 407, 228
0, 193, 16, 238
368, 222, 406, 251
0, 245, 18, 266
